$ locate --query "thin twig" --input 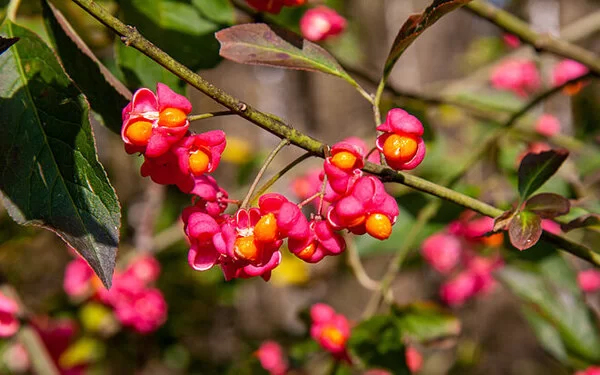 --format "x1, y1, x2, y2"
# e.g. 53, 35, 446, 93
250, 152, 313, 203
465, 1, 600, 76
188, 111, 235, 122
71, 0, 600, 266
363, 74, 597, 315
241, 139, 290, 208
344, 234, 379, 292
